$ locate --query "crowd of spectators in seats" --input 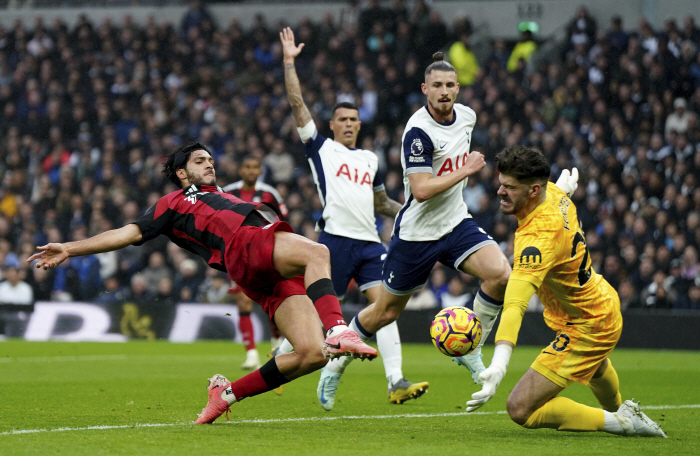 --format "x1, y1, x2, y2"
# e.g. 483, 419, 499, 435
0, 1, 699, 327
